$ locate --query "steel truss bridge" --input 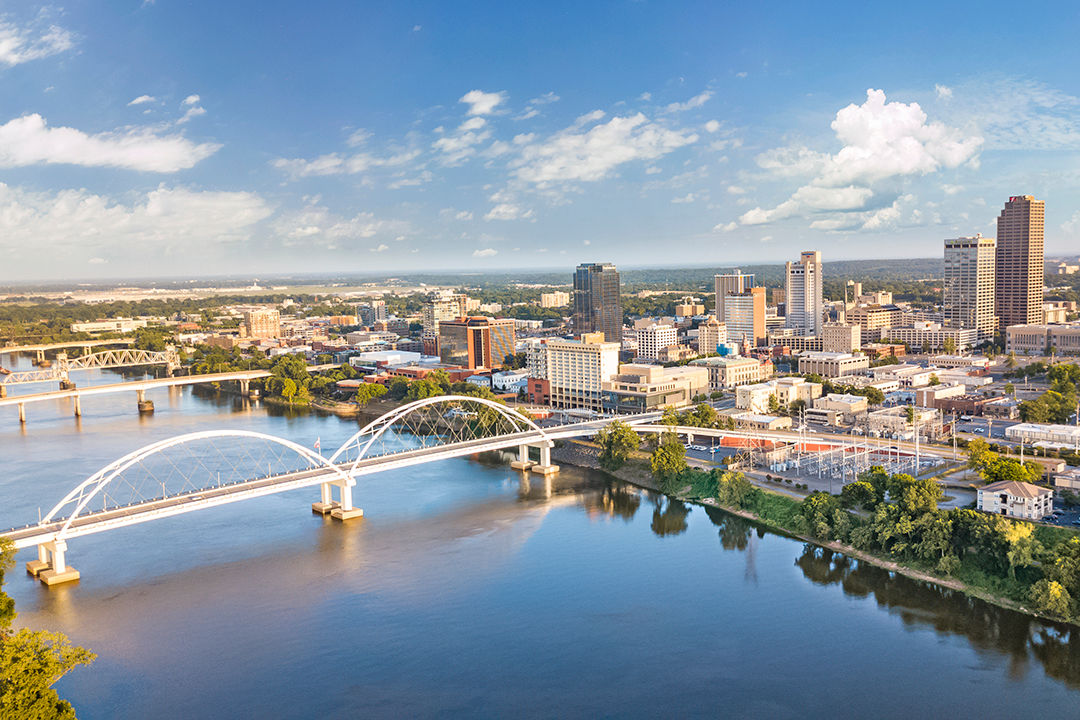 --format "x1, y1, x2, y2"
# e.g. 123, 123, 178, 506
0, 347, 181, 389
0, 397, 944, 585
